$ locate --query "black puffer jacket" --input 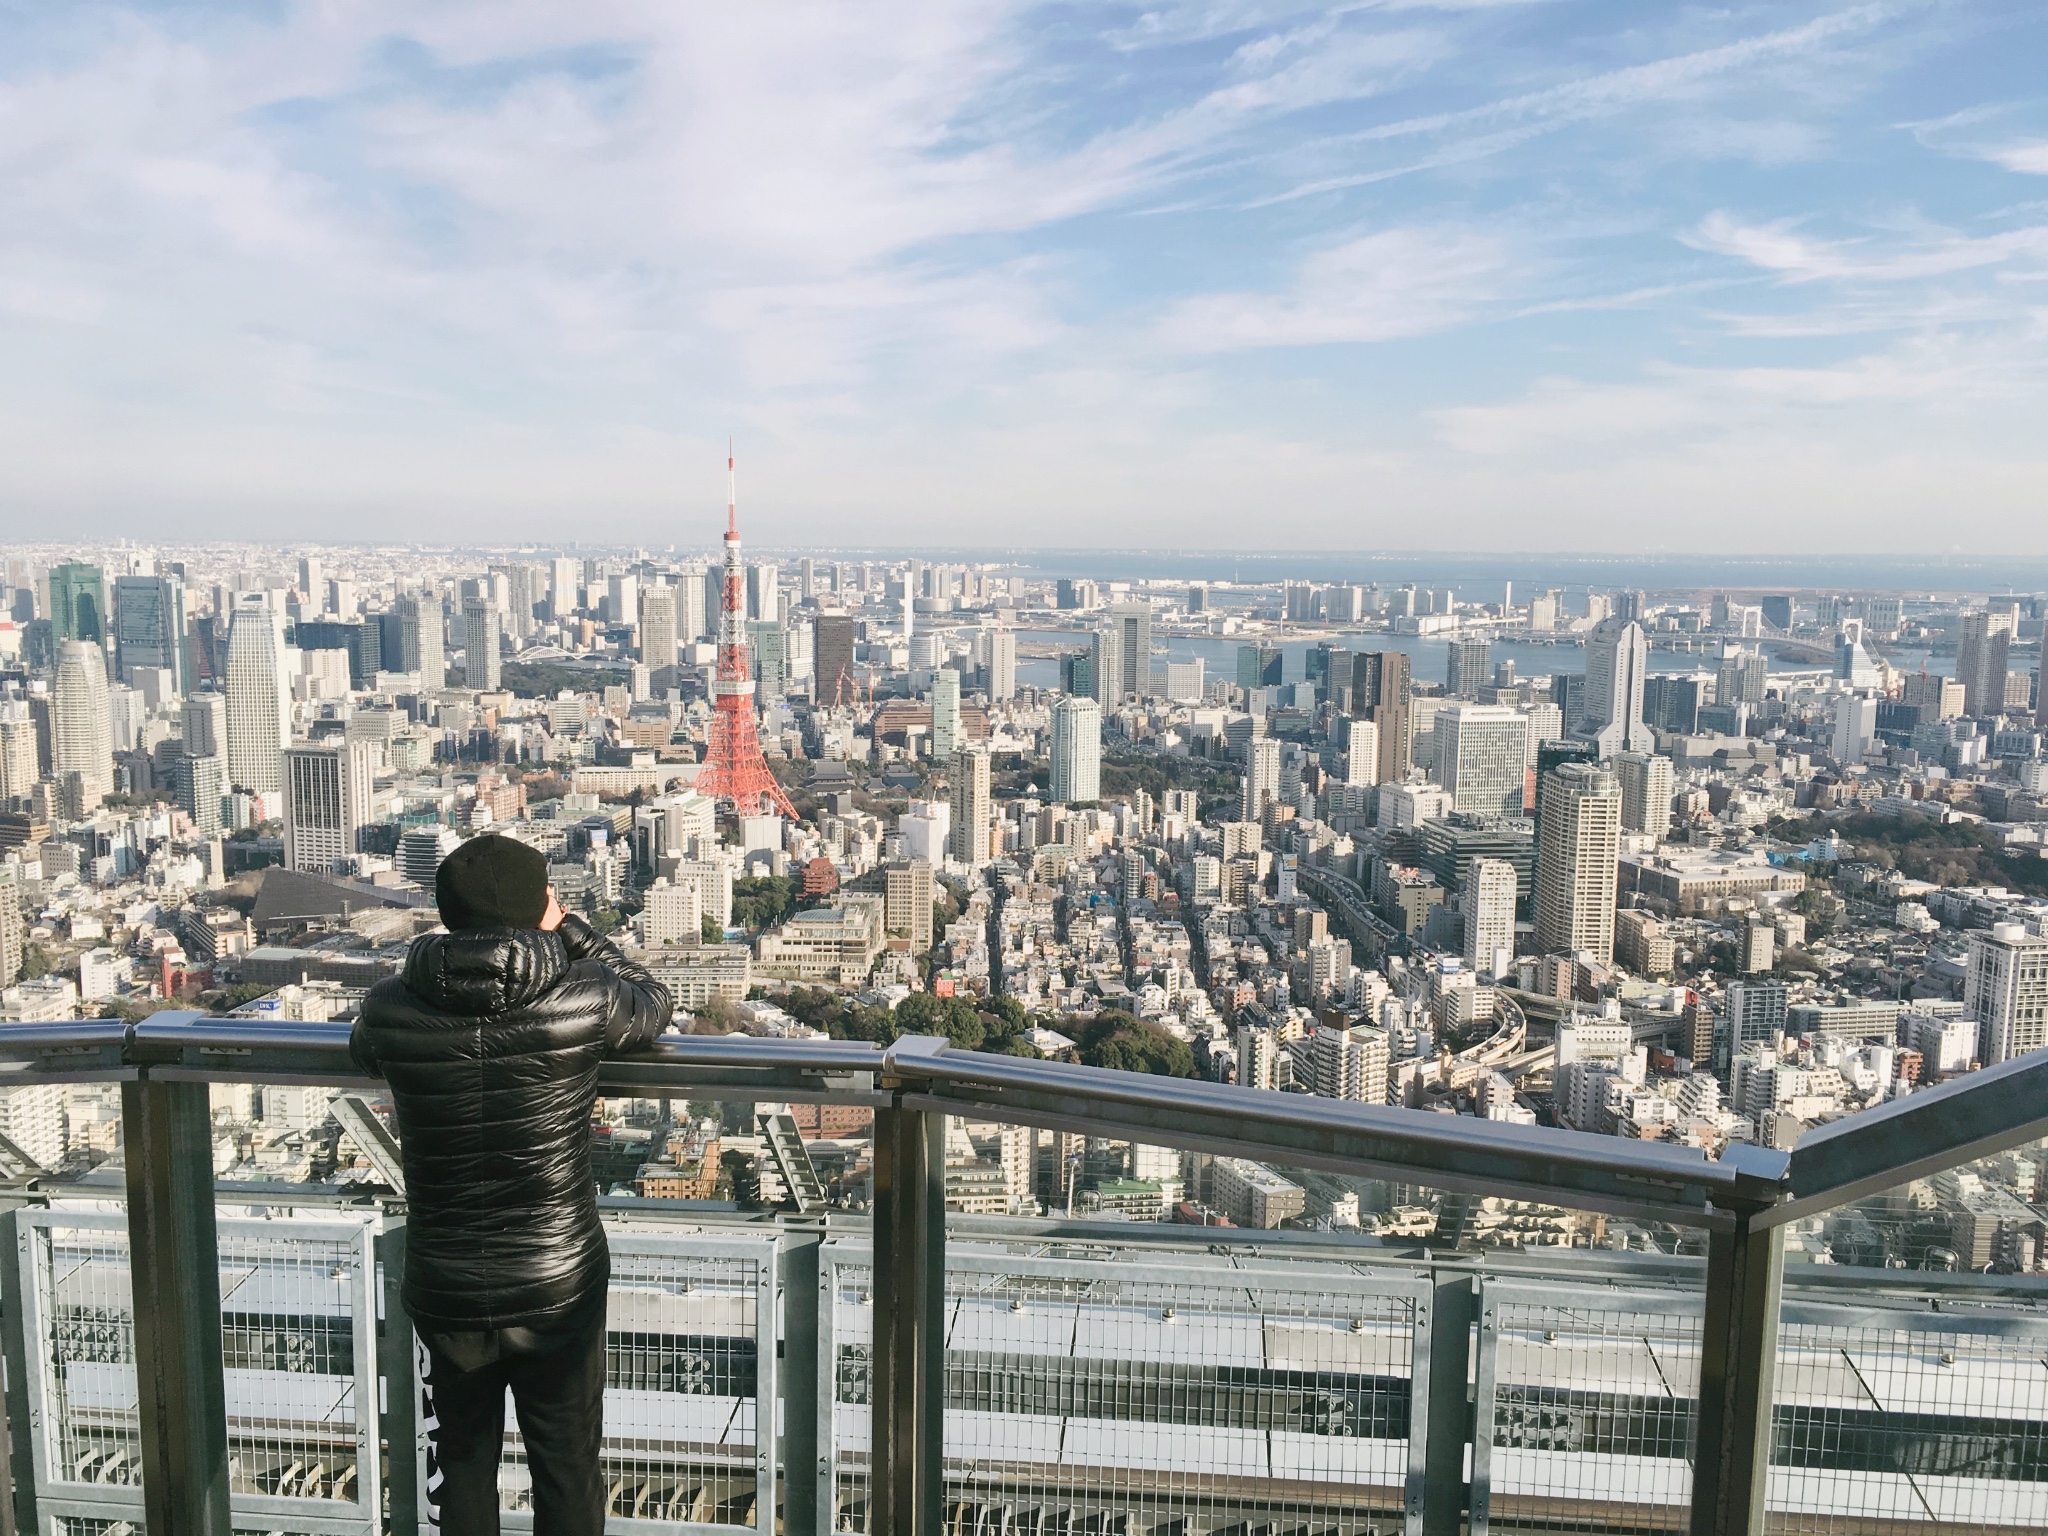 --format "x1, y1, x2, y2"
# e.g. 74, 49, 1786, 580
350, 913, 671, 1333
